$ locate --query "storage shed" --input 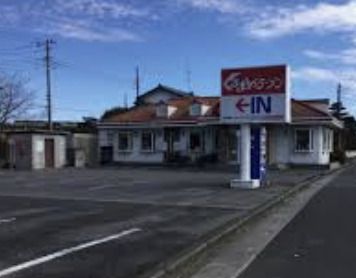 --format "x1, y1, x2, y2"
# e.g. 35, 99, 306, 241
7, 131, 67, 170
